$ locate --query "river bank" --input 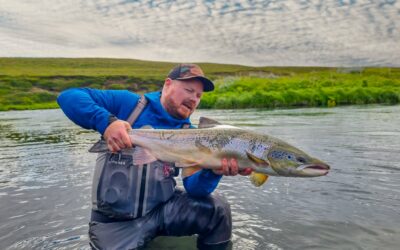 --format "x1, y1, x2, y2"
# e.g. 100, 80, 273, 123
1, 58, 399, 111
